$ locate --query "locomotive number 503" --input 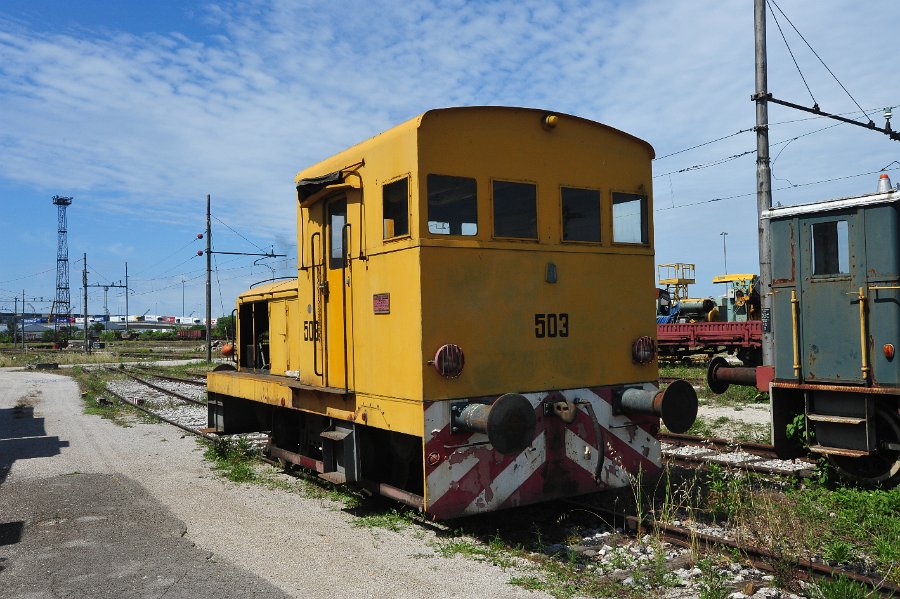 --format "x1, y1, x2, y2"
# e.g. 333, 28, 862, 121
534, 313, 568, 338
